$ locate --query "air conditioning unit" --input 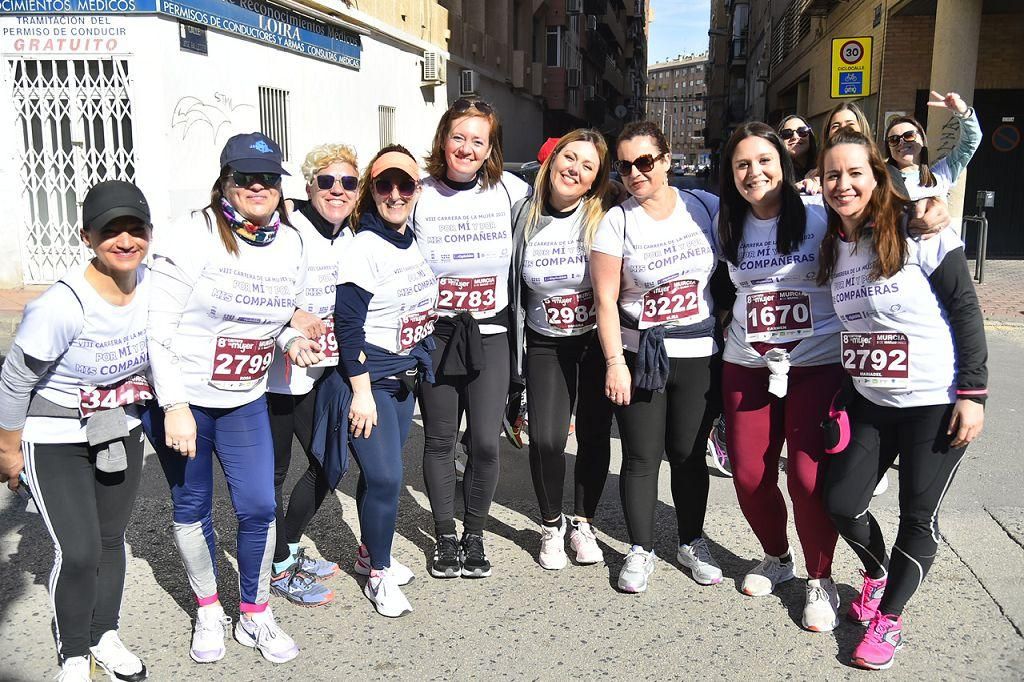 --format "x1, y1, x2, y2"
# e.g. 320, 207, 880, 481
586, 15, 598, 31
583, 84, 597, 100
566, 0, 583, 14
460, 69, 479, 95
567, 67, 581, 88
422, 50, 445, 84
